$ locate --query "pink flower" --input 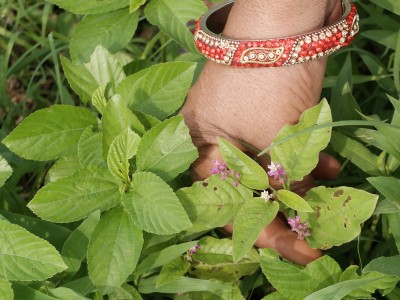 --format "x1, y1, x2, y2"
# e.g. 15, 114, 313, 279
267, 161, 286, 184
188, 244, 201, 256
288, 216, 311, 240
211, 160, 241, 188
